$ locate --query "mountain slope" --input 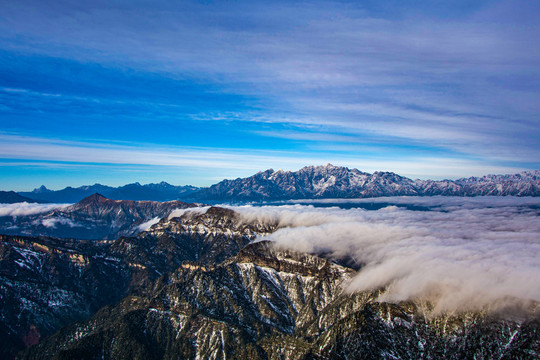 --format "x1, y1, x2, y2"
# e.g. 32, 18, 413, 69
4, 206, 540, 359
0, 234, 134, 359
454, 170, 540, 196
13, 166, 540, 204
19, 241, 540, 360
0, 191, 38, 204
0, 194, 199, 240
0, 207, 276, 359
192, 164, 420, 201
110, 206, 277, 275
